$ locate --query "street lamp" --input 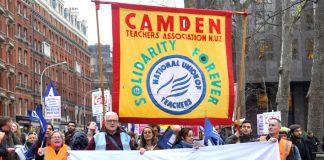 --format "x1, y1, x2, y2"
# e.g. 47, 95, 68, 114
40, 61, 67, 108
